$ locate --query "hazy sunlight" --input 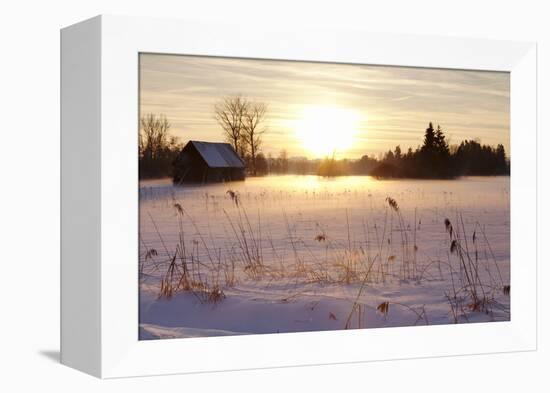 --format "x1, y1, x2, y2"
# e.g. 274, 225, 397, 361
294, 106, 361, 158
